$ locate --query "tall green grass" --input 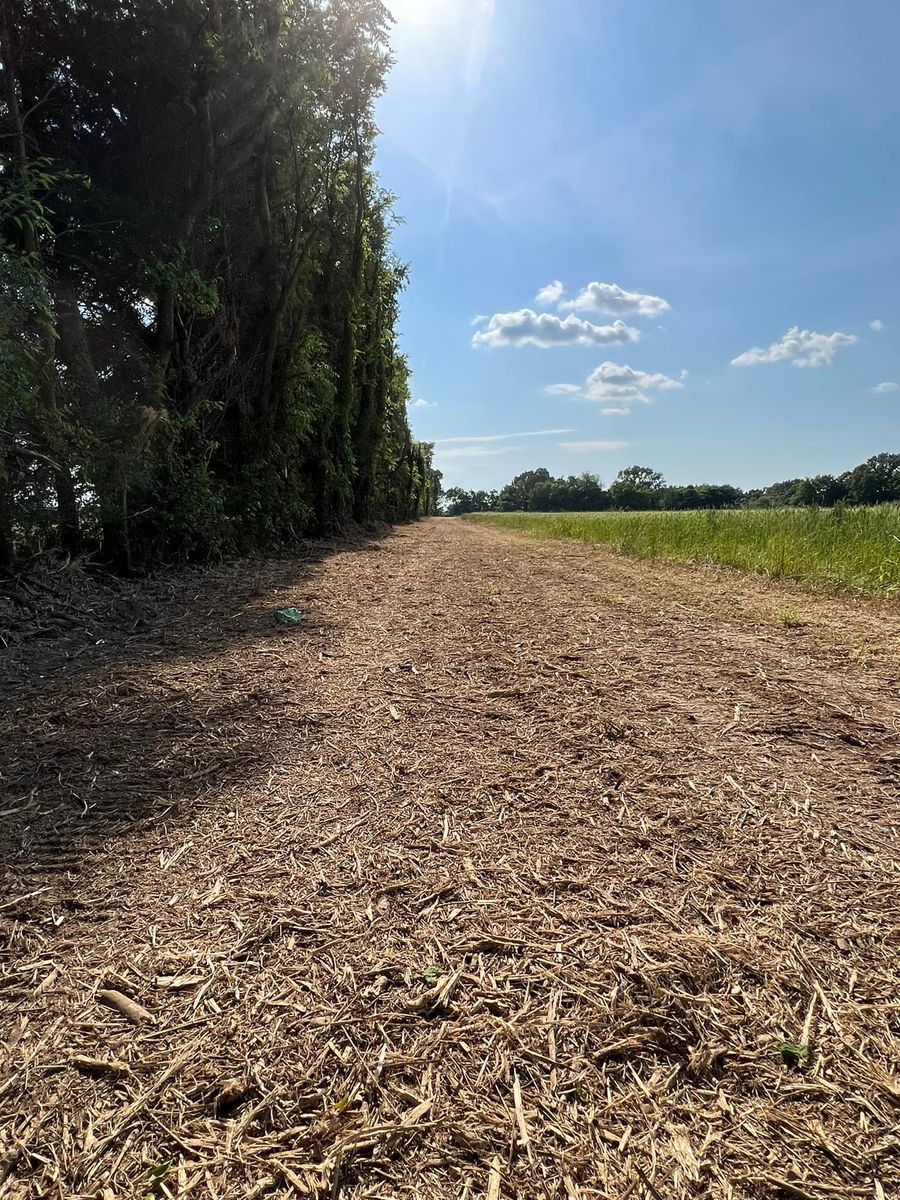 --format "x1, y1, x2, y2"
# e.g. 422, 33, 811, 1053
464, 505, 900, 595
